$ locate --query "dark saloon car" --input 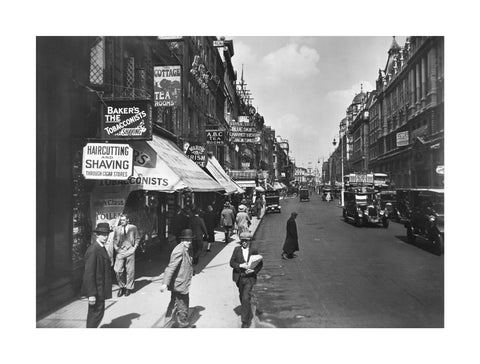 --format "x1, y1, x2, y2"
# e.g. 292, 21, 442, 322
378, 190, 397, 220
265, 190, 281, 213
299, 188, 310, 202
343, 191, 389, 227
404, 189, 444, 255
